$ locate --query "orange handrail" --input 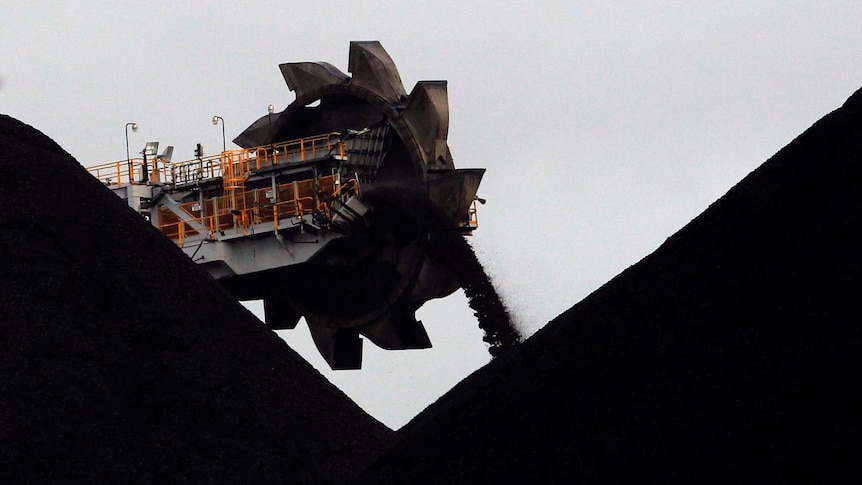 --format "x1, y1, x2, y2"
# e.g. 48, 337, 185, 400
87, 132, 344, 188
114, 133, 357, 244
